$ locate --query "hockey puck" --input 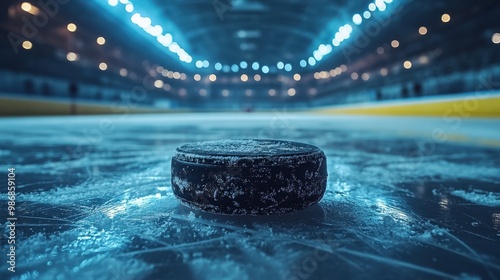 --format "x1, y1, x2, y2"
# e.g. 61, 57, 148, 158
171, 139, 328, 215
